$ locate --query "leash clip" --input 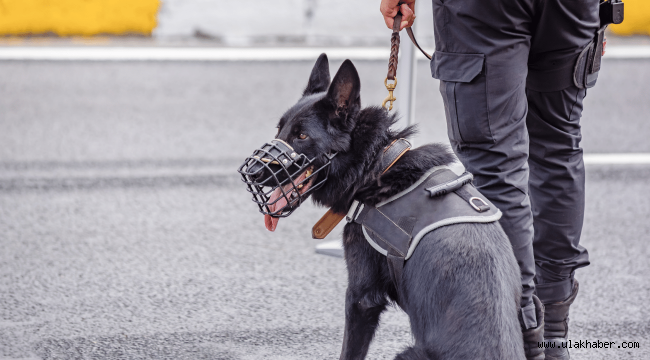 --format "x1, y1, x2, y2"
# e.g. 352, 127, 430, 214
382, 77, 397, 111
